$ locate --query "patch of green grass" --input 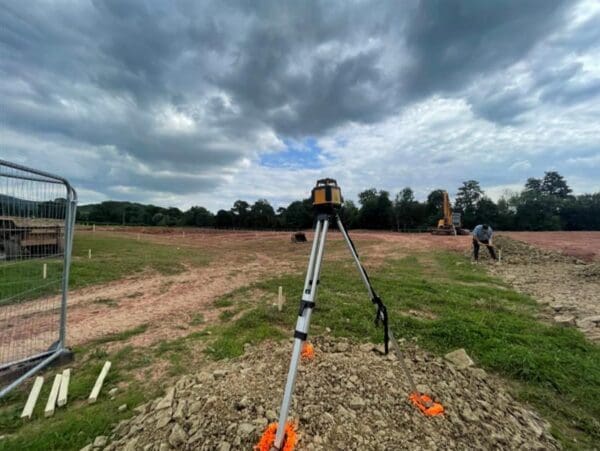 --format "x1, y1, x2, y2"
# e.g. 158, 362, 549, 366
218, 309, 235, 322
87, 324, 149, 346
0, 341, 157, 451
92, 297, 119, 307
190, 313, 205, 326
0, 232, 211, 305
206, 305, 287, 360
213, 297, 234, 308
